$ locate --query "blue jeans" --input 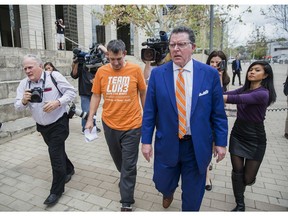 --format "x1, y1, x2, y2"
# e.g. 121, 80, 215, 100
80, 95, 95, 132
